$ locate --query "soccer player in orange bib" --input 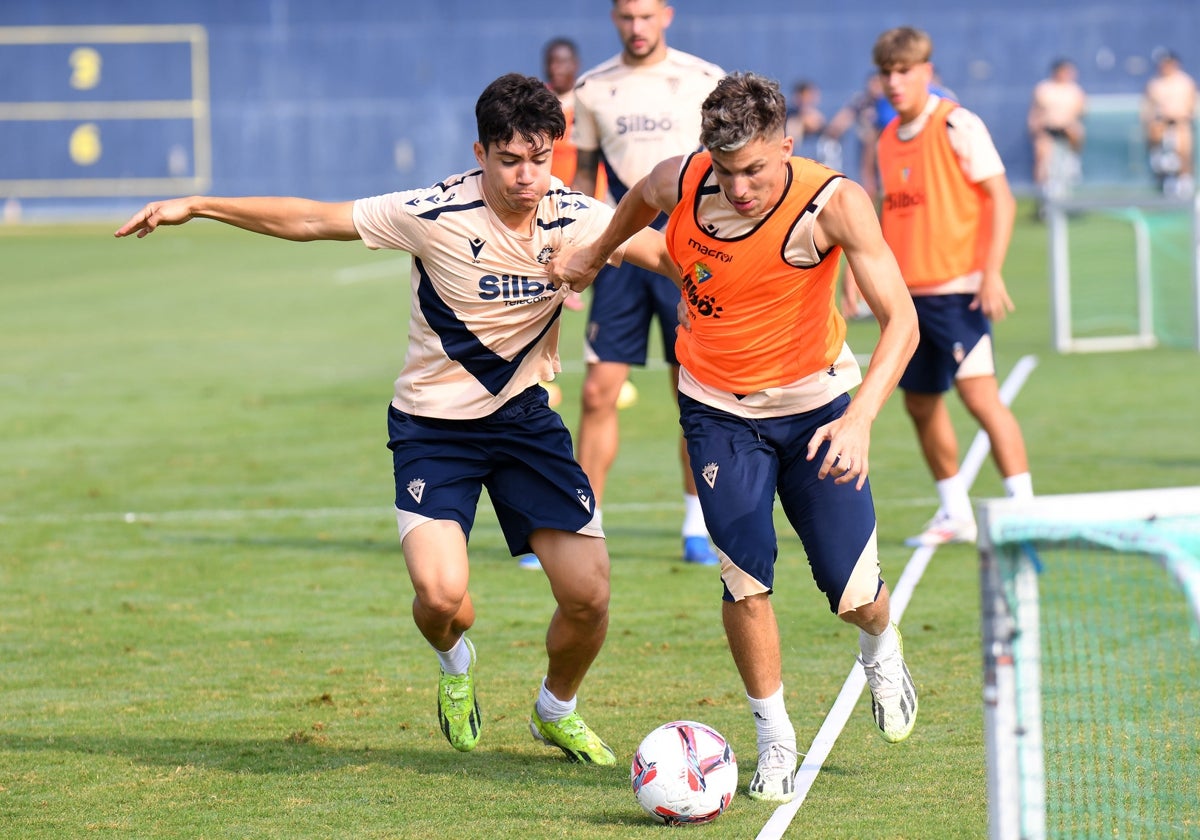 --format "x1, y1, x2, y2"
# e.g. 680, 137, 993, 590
873, 26, 1033, 547
550, 71, 920, 803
